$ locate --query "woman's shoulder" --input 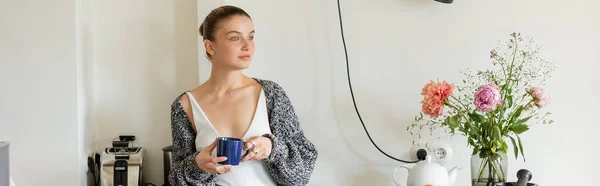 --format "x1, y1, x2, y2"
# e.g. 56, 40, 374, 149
252, 77, 286, 94
252, 77, 297, 111
171, 91, 186, 104
170, 91, 190, 113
